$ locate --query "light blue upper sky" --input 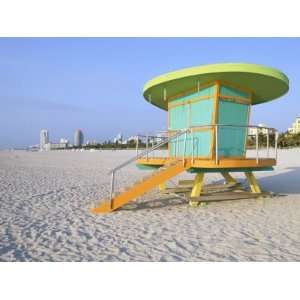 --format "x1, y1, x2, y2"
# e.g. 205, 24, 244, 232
0, 38, 299, 148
